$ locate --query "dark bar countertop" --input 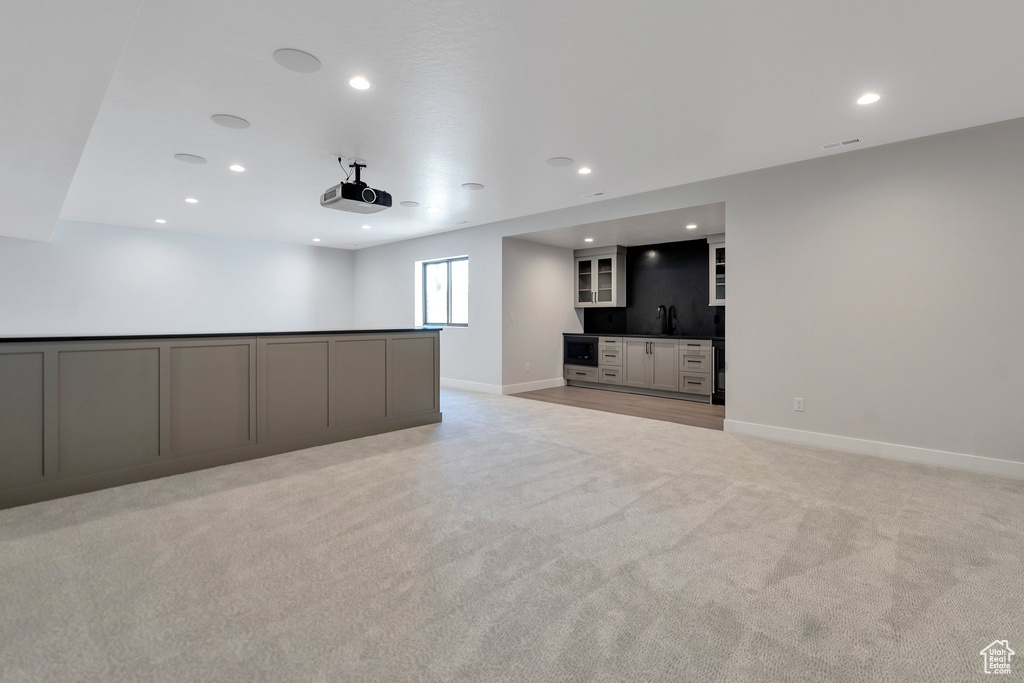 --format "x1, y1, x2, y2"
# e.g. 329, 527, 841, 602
0, 328, 441, 344
563, 332, 724, 342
